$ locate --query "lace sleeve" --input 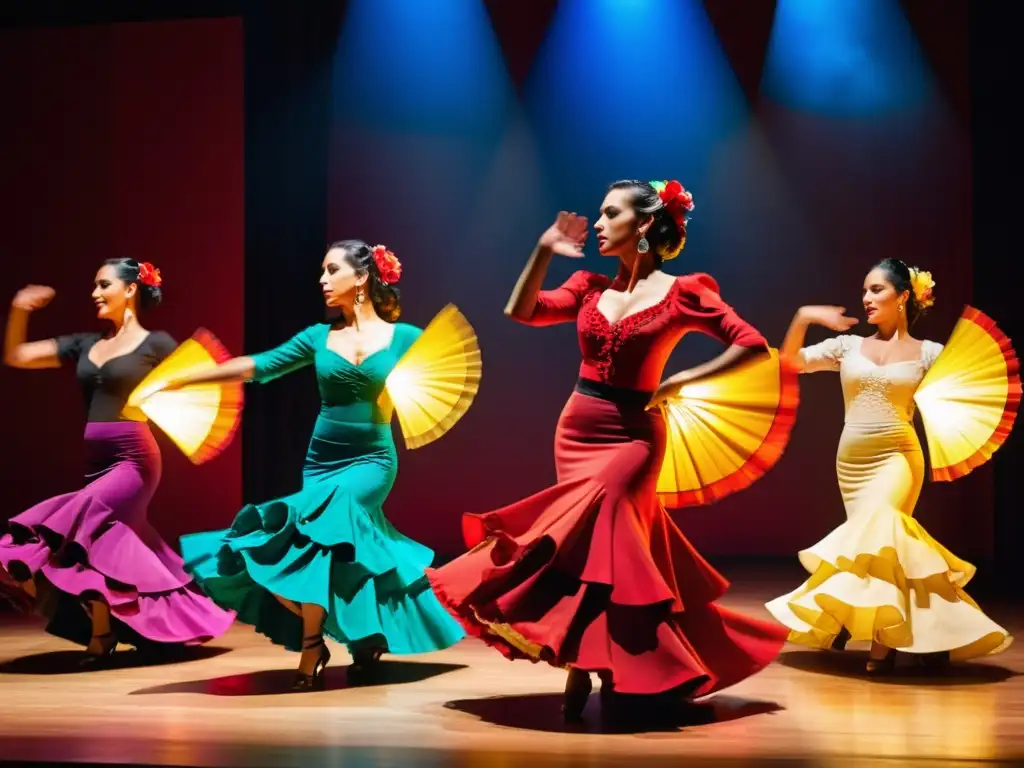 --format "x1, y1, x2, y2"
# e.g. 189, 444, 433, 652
921, 340, 944, 371
799, 336, 852, 373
